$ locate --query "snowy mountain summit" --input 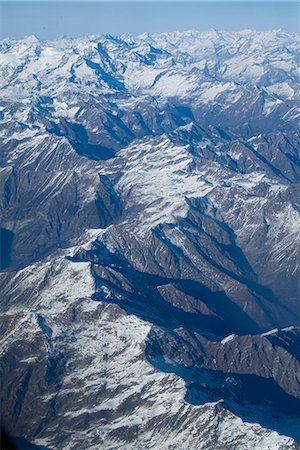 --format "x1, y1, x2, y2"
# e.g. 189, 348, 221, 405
0, 30, 300, 449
